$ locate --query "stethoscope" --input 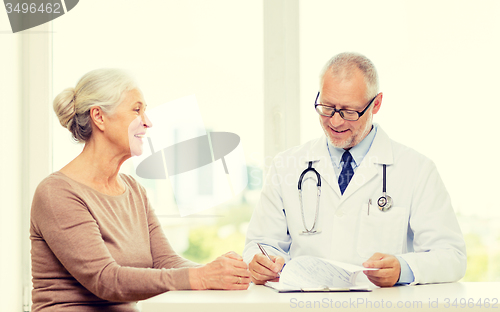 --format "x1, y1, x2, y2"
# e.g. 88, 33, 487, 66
298, 161, 322, 235
377, 164, 393, 212
298, 161, 393, 235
